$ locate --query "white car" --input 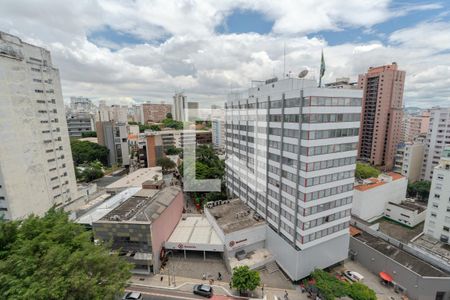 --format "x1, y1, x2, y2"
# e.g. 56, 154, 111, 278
122, 292, 143, 300
343, 270, 364, 282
